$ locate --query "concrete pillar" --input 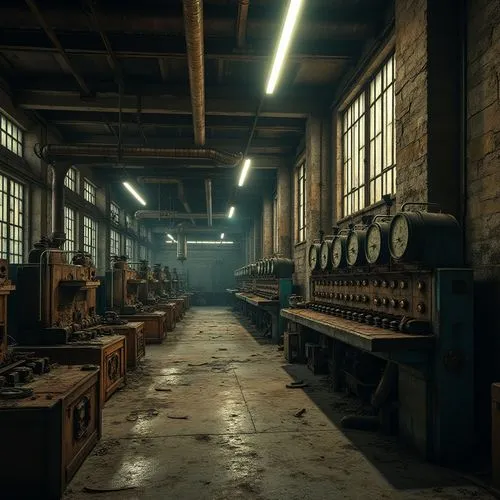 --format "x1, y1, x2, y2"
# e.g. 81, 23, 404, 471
277, 163, 292, 258
395, 0, 461, 216
262, 192, 273, 258
253, 212, 262, 260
